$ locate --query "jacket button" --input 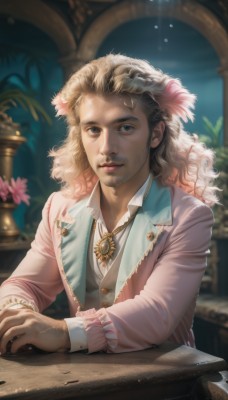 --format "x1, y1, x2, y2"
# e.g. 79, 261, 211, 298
61, 227, 69, 236
100, 288, 109, 295
147, 231, 155, 241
